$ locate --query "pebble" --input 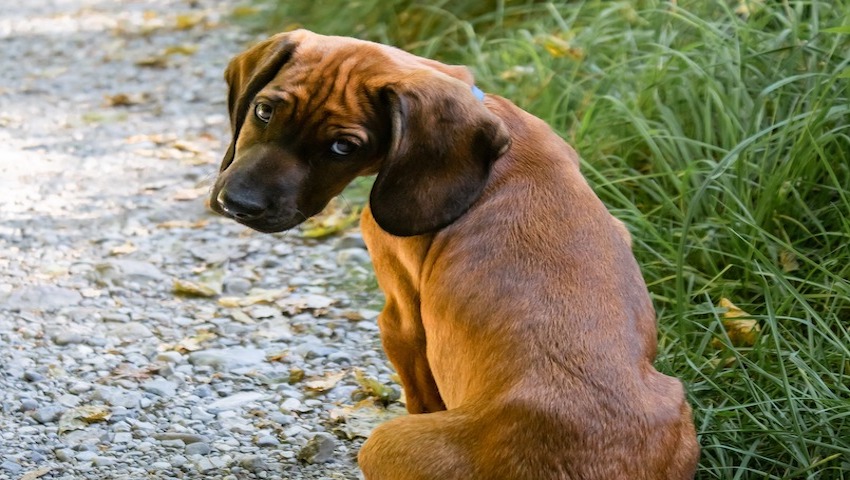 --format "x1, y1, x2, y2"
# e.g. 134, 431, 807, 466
207, 391, 267, 412
256, 435, 280, 447
141, 379, 179, 397
32, 405, 64, 424
185, 442, 212, 456
297, 433, 338, 464
1, 461, 22, 474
